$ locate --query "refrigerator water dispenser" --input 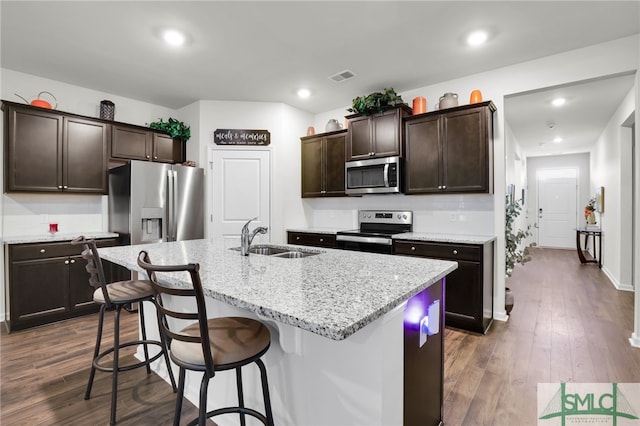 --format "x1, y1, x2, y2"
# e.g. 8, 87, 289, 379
141, 208, 163, 241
